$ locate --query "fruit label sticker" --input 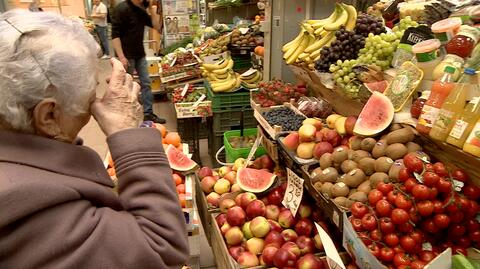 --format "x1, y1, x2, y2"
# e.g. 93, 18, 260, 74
282, 168, 304, 217
315, 223, 346, 269
181, 83, 190, 97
